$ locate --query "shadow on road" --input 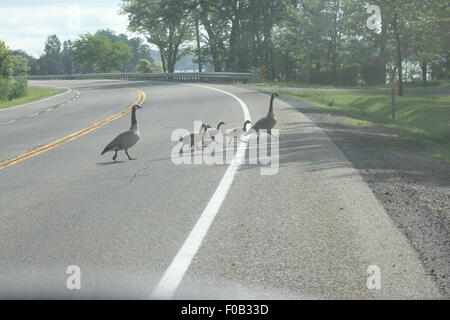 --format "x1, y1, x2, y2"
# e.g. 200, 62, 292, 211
96, 161, 125, 166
